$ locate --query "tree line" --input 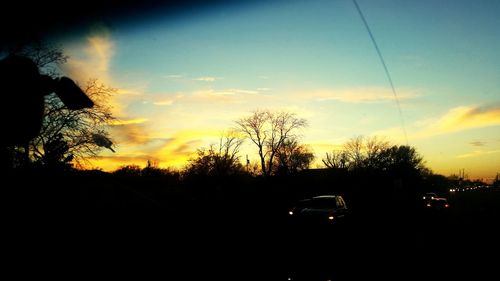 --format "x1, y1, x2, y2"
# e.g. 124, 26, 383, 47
3, 42, 460, 195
